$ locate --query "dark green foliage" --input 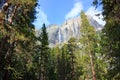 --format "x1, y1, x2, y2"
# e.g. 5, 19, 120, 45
56, 44, 68, 80
57, 37, 82, 80
0, 0, 119, 80
33, 23, 57, 80
93, 0, 120, 79
80, 11, 97, 80
0, 0, 37, 80
39, 24, 50, 80
67, 38, 77, 80
40, 23, 49, 46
